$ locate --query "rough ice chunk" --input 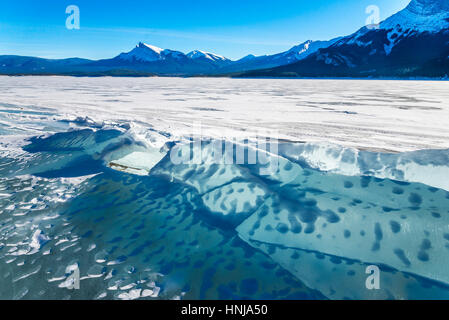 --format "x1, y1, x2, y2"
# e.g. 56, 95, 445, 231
29, 230, 50, 253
